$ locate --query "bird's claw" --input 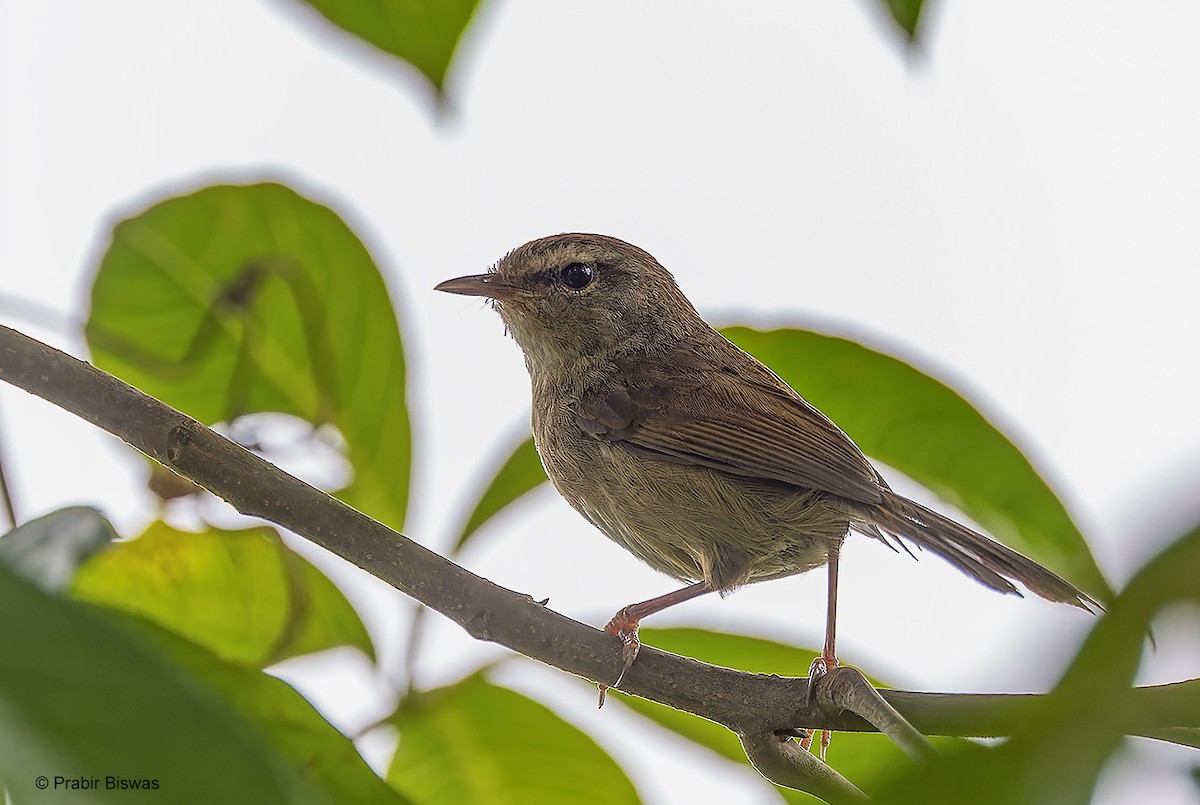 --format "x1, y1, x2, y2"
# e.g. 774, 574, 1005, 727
597, 610, 643, 708
801, 651, 839, 760
800, 727, 833, 761
805, 652, 839, 698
